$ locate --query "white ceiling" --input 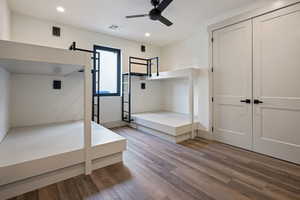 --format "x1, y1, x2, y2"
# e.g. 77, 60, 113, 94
9, 0, 274, 46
